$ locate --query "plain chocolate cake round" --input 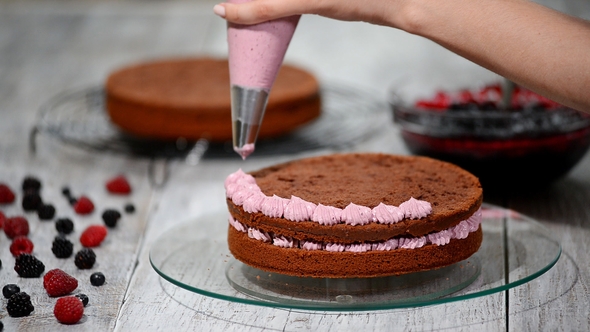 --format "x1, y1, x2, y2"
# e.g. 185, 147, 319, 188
105, 57, 321, 142
225, 153, 484, 278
